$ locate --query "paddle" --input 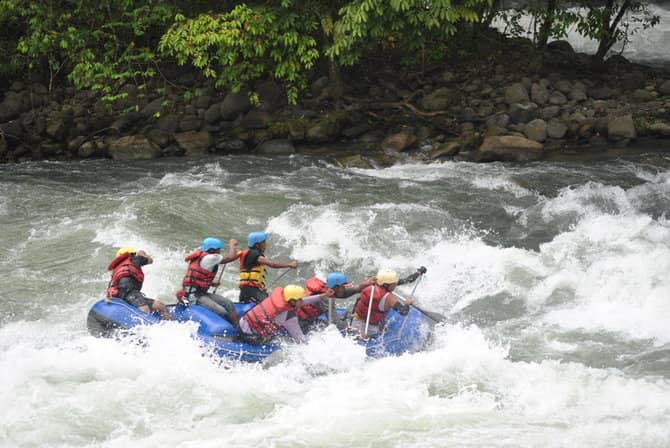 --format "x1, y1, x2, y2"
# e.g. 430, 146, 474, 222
266, 267, 292, 288
211, 264, 226, 294
394, 291, 446, 323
